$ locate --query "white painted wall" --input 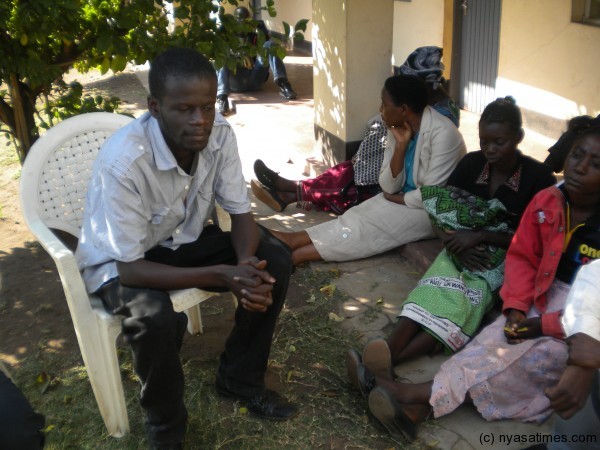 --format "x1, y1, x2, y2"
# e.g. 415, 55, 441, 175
262, 0, 313, 43
496, 0, 600, 120
392, 0, 445, 67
